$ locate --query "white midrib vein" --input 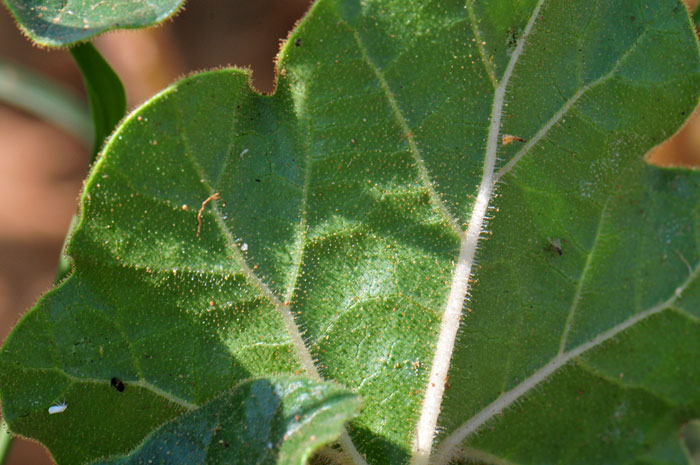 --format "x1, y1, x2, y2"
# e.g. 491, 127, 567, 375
411, 1, 546, 463
413, 0, 663, 460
